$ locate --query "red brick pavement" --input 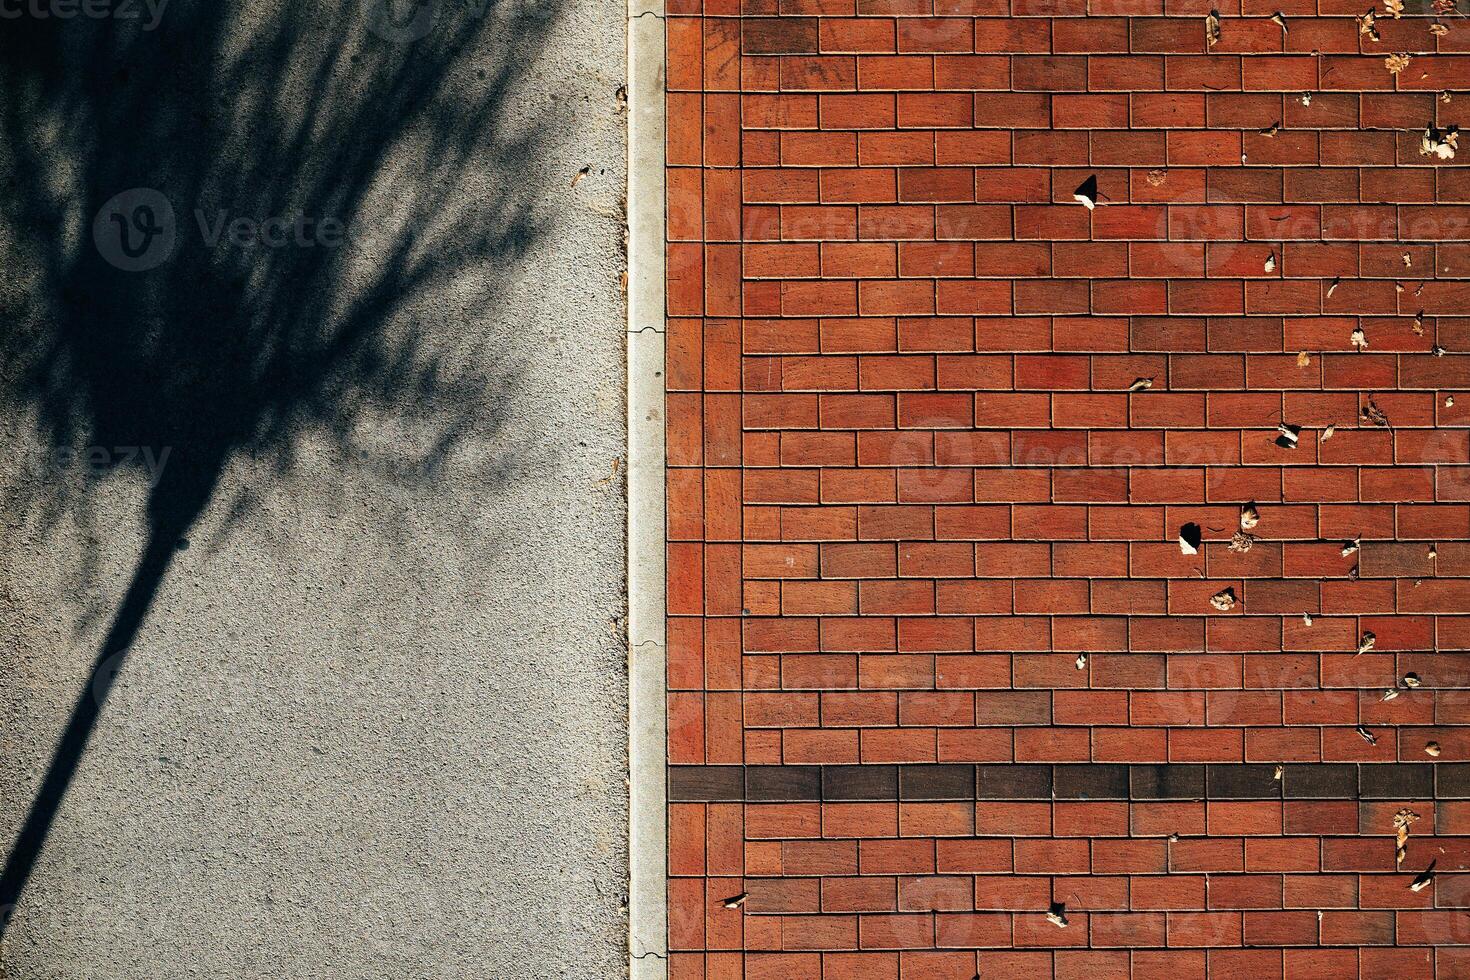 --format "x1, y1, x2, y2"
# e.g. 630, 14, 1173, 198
664, 2, 1470, 975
